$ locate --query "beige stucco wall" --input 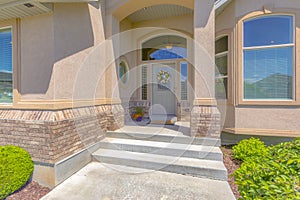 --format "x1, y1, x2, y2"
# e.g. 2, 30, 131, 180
20, 13, 54, 100
216, 0, 300, 131
52, 3, 97, 100
11, 0, 197, 110
15, 2, 117, 109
